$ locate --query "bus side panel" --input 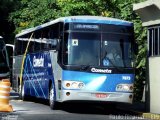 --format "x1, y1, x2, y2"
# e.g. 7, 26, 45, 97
23, 52, 54, 99
49, 50, 63, 101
